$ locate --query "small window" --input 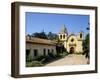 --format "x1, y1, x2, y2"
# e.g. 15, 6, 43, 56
80, 33, 82, 38
43, 49, 46, 56
52, 49, 54, 53
48, 49, 50, 54
34, 49, 38, 57
60, 35, 62, 39
26, 49, 30, 59
63, 35, 65, 39
26, 49, 30, 56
